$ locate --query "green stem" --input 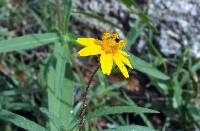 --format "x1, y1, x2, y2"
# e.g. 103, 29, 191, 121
55, 0, 62, 30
